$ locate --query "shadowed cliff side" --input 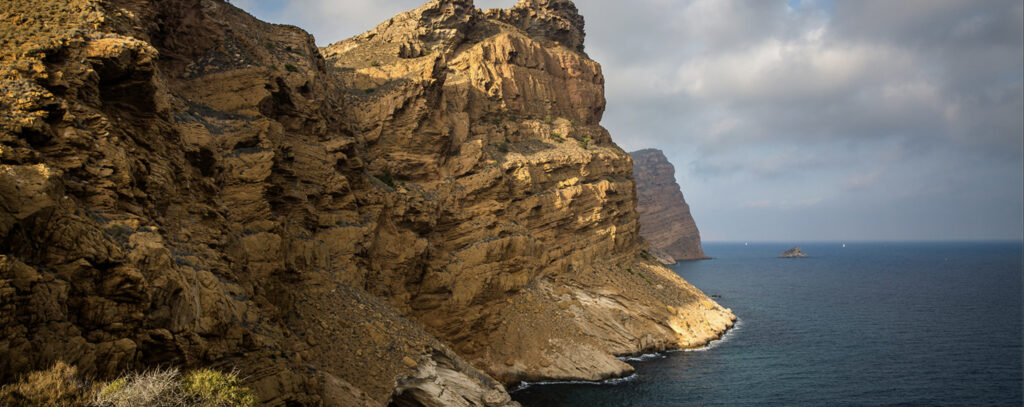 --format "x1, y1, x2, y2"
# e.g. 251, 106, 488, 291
1, 0, 732, 404
630, 149, 710, 262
